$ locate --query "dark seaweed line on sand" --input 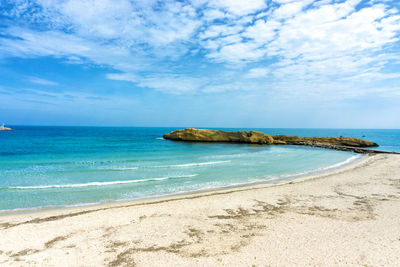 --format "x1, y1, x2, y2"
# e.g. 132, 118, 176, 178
286, 142, 400, 154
